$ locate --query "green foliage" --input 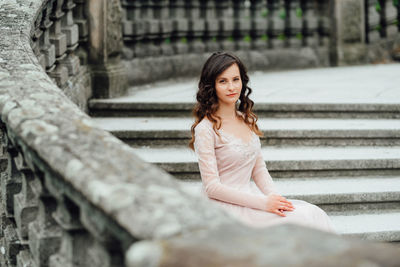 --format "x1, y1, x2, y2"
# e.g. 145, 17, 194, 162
164, 38, 171, 44
279, 8, 286, 19
261, 8, 269, 18
393, 0, 399, 6
375, 1, 381, 12
180, 37, 187, 44
261, 34, 268, 41
278, 33, 286, 40
212, 36, 217, 42
375, 24, 382, 31
296, 7, 303, 18
227, 36, 234, 42
296, 33, 303, 40
243, 35, 252, 42
394, 19, 399, 25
